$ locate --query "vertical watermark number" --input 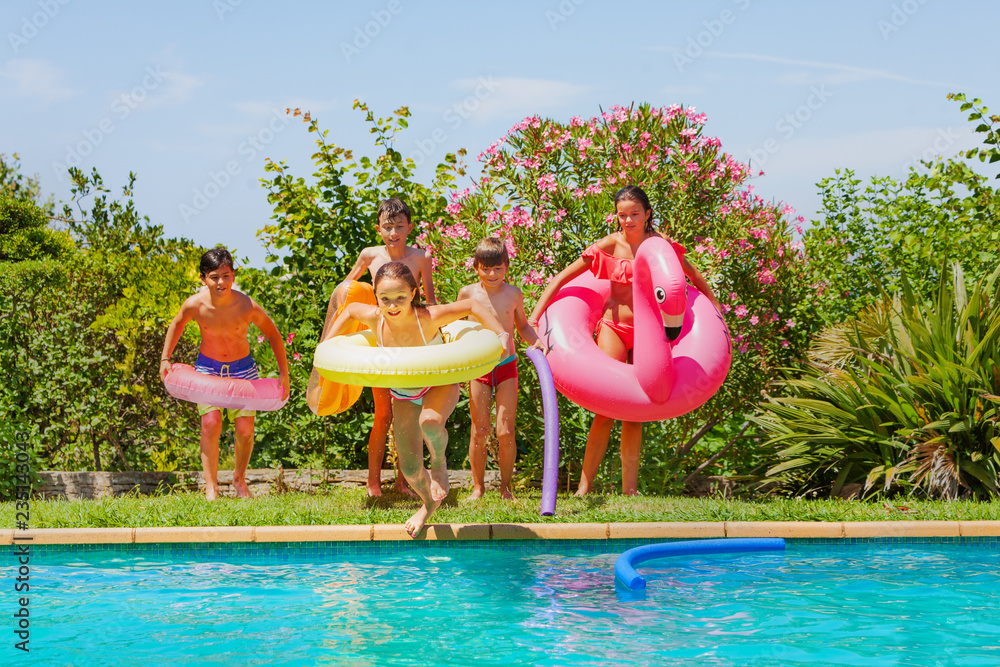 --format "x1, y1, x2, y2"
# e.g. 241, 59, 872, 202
12, 433, 32, 653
